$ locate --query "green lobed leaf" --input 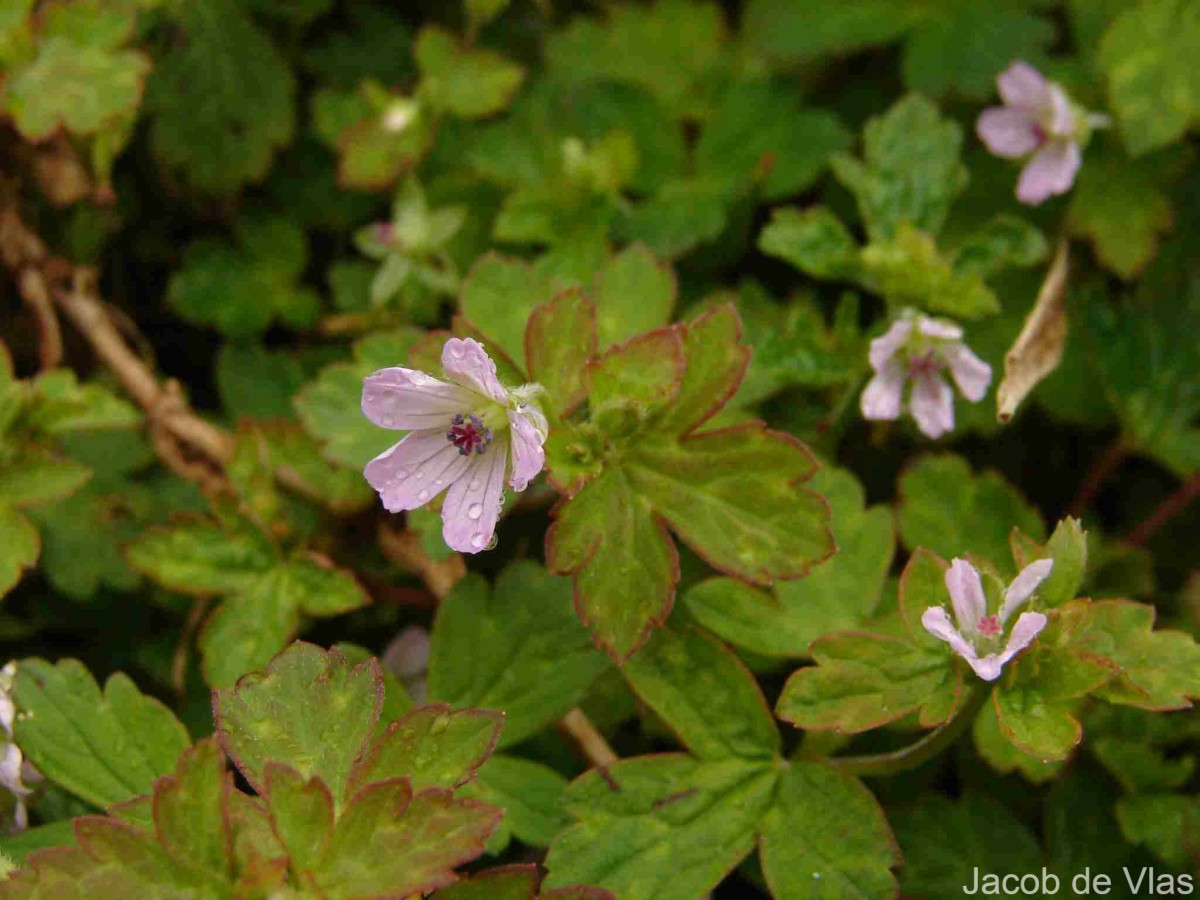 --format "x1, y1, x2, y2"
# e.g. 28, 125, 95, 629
24, 371, 139, 434
0, 452, 91, 509
0, 504, 38, 599
13, 659, 191, 809
214, 642, 382, 805
623, 626, 780, 761
1116, 793, 1200, 869
897, 454, 1045, 571
759, 763, 900, 899
831, 93, 968, 242
461, 756, 571, 849
459, 253, 555, 369
526, 287, 597, 417
776, 631, 962, 733
757, 205, 861, 281
544, 756, 777, 900
741, 0, 923, 64
1098, 0, 1200, 155
427, 563, 610, 749
686, 465, 894, 657
548, 305, 833, 660
415, 27, 524, 119
145, 0, 294, 193
125, 516, 277, 596
1010, 517, 1088, 609
592, 243, 677, 348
